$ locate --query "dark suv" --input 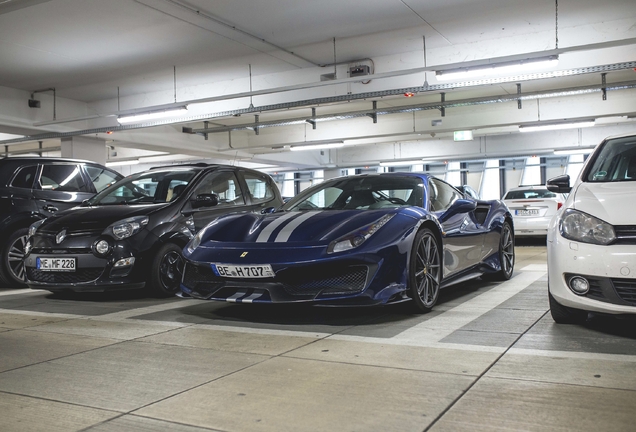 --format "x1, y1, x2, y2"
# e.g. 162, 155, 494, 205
0, 157, 122, 287
24, 163, 283, 296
